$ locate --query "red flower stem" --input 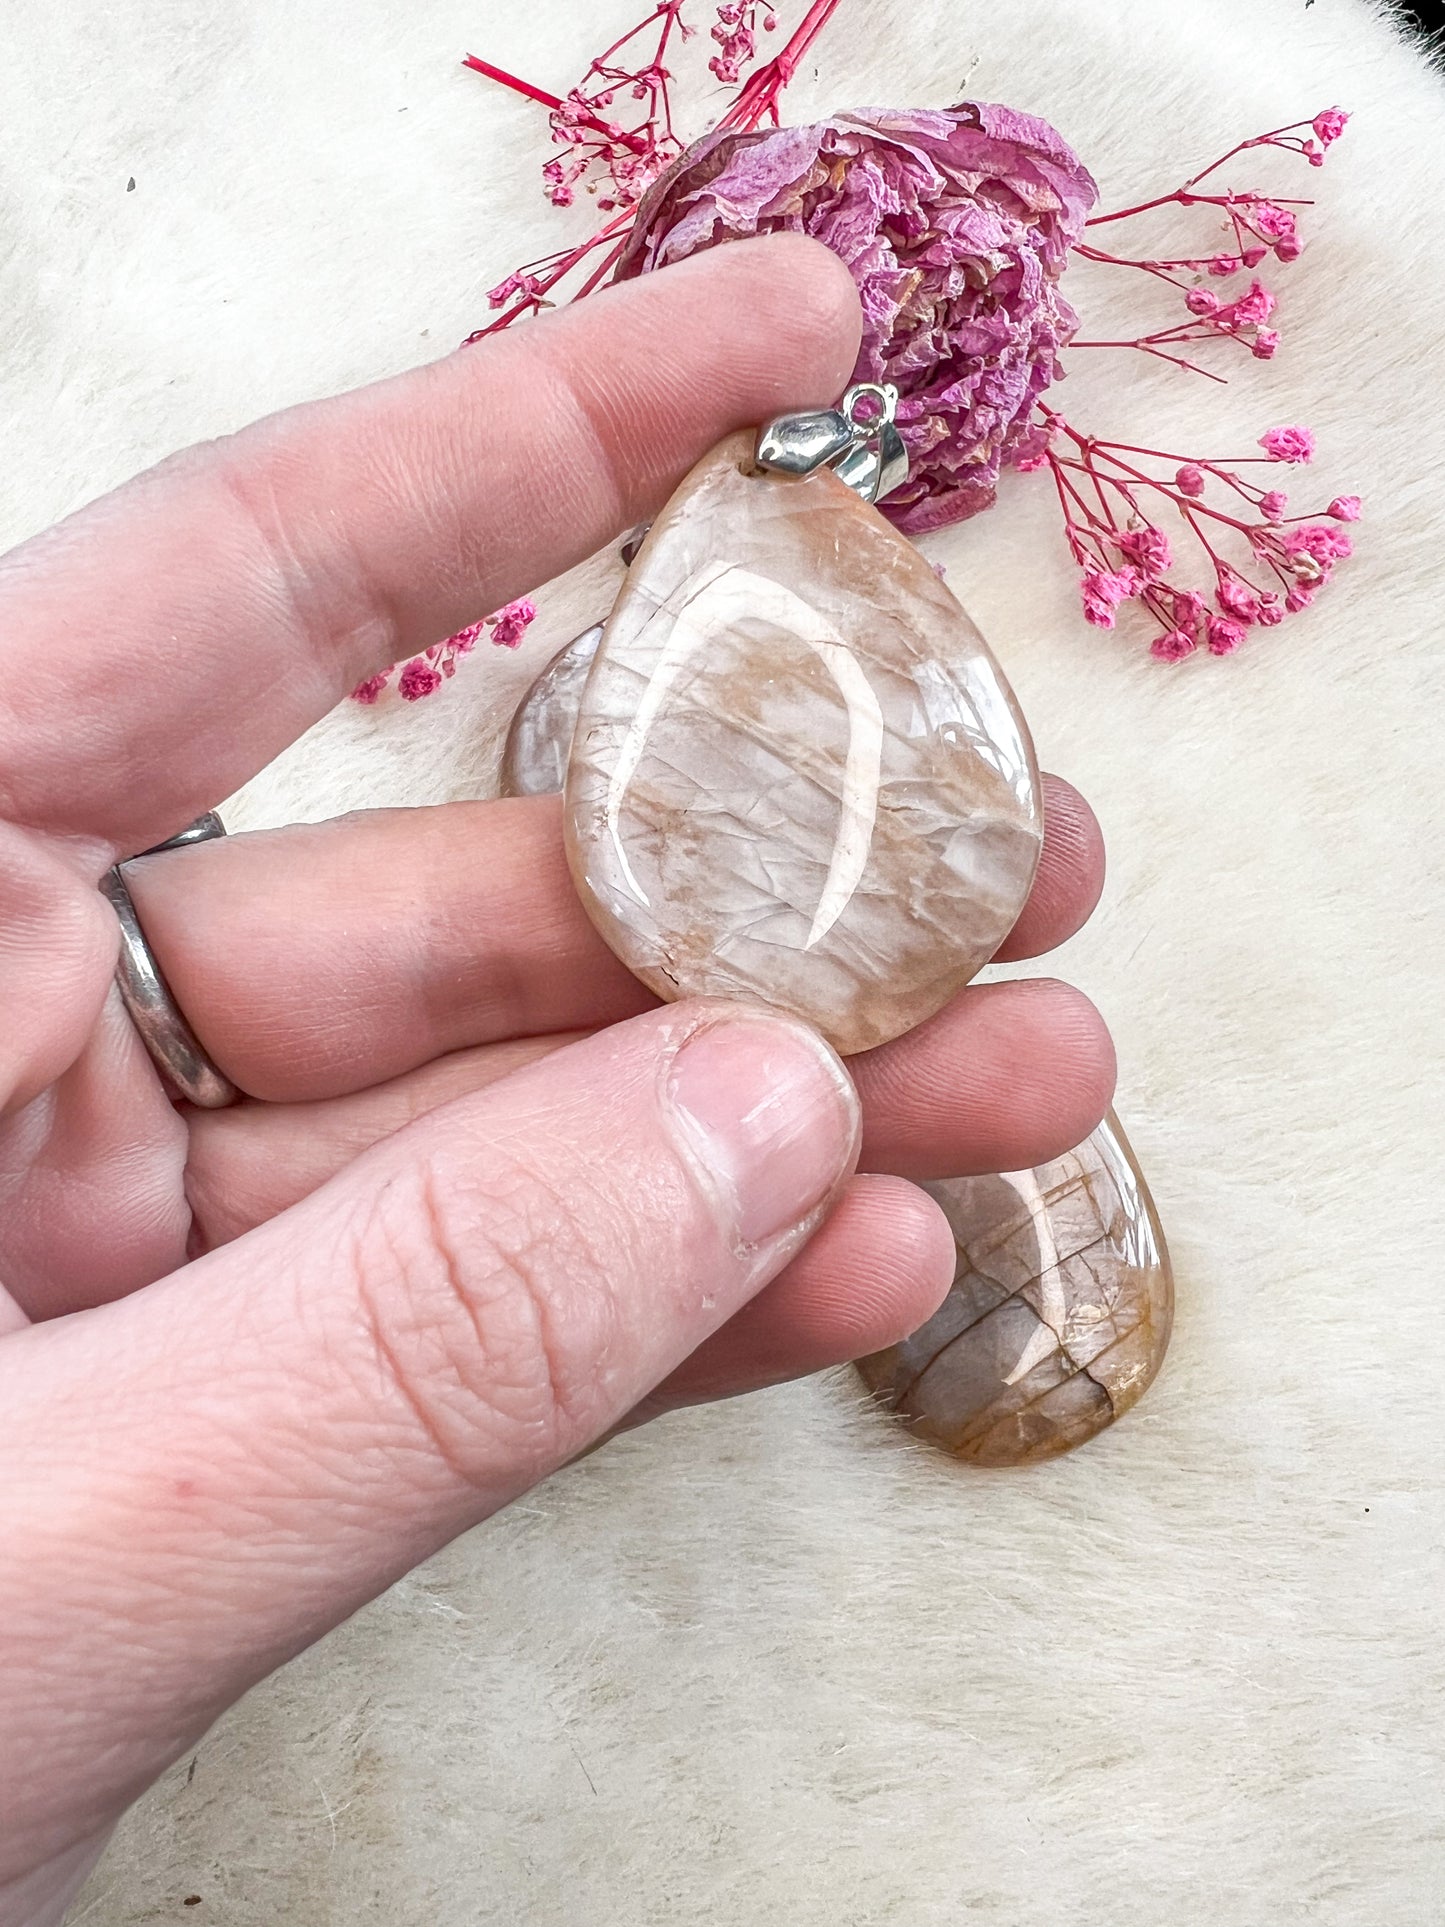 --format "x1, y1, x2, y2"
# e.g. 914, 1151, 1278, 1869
718, 0, 842, 131
462, 55, 562, 108
1068, 341, 1228, 383
461, 53, 653, 157
1184, 121, 1316, 189
1078, 244, 1186, 289
1091, 439, 1277, 467
575, 234, 630, 297
1086, 188, 1313, 229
